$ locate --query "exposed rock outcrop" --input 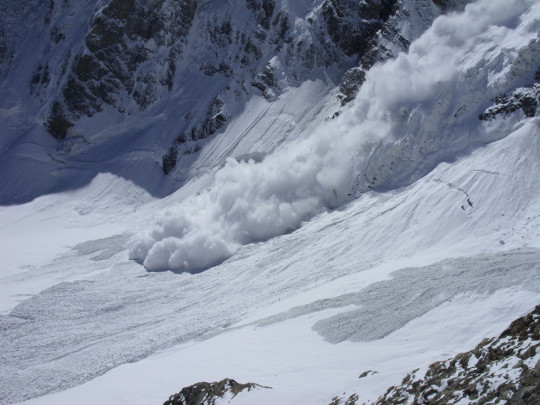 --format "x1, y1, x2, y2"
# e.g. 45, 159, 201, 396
349, 305, 540, 405
1, 0, 479, 178
149, 0, 412, 174
45, 0, 197, 139
337, 0, 469, 105
0, 0, 498, 202
32, 0, 411, 169
163, 378, 271, 405
480, 83, 540, 121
